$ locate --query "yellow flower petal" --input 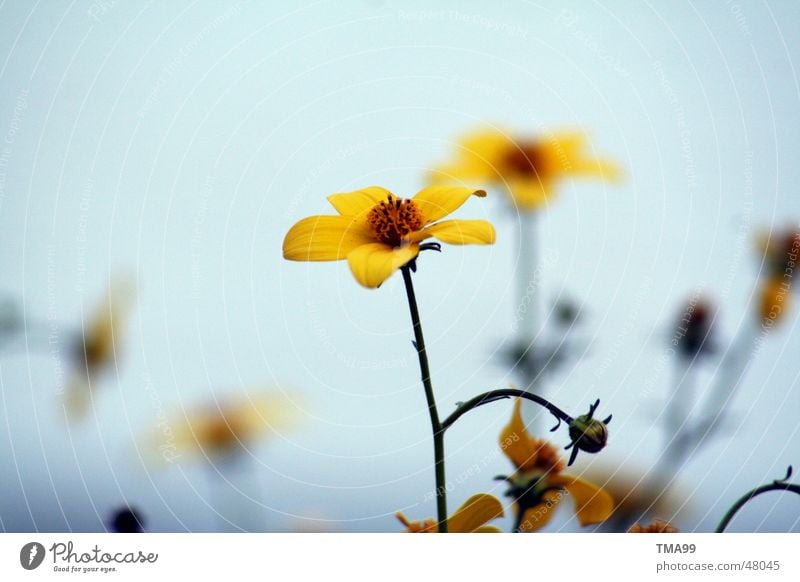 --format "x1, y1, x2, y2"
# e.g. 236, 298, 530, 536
346, 242, 419, 288
459, 128, 515, 161
326, 186, 394, 216
447, 494, 504, 533
567, 157, 622, 181
283, 215, 374, 261
760, 277, 790, 326
518, 490, 562, 532
506, 179, 552, 211
499, 398, 536, 471
553, 474, 614, 526
546, 132, 622, 181
474, 525, 502, 533
411, 219, 496, 245
158, 391, 301, 462
411, 186, 486, 223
